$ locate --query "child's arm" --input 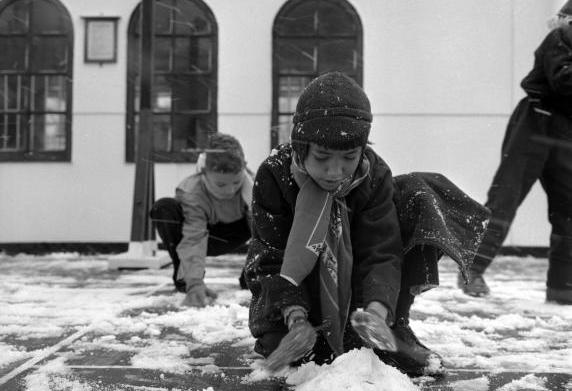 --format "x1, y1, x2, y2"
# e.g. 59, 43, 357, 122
175, 190, 209, 293
352, 164, 403, 325
246, 159, 312, 322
